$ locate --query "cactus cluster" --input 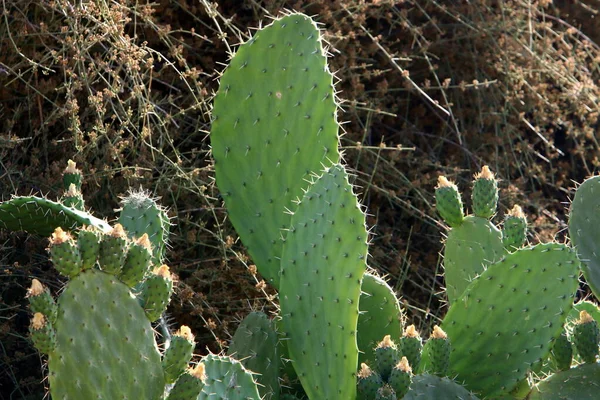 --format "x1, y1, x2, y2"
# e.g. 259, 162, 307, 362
15, 11, 600, 400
